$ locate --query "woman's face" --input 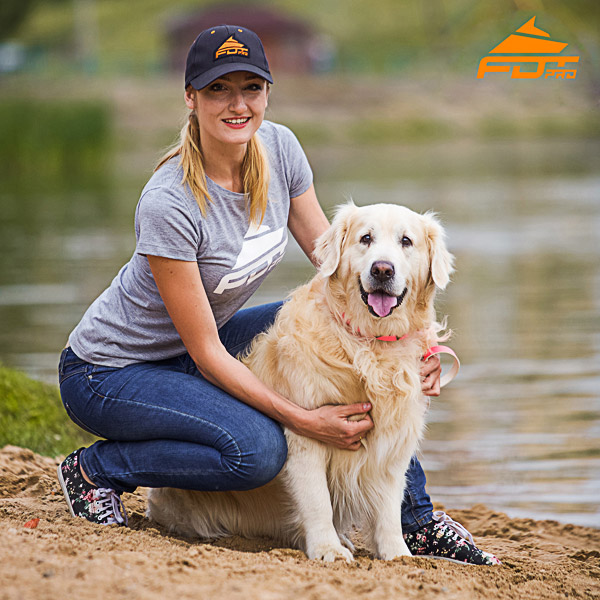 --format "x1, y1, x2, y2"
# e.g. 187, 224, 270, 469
185, 71, 269, 151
